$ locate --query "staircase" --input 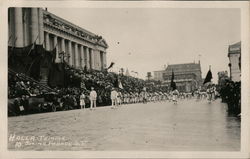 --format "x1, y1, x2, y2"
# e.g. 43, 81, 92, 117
8, 68, 54, 92
39, 77, 48, 86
